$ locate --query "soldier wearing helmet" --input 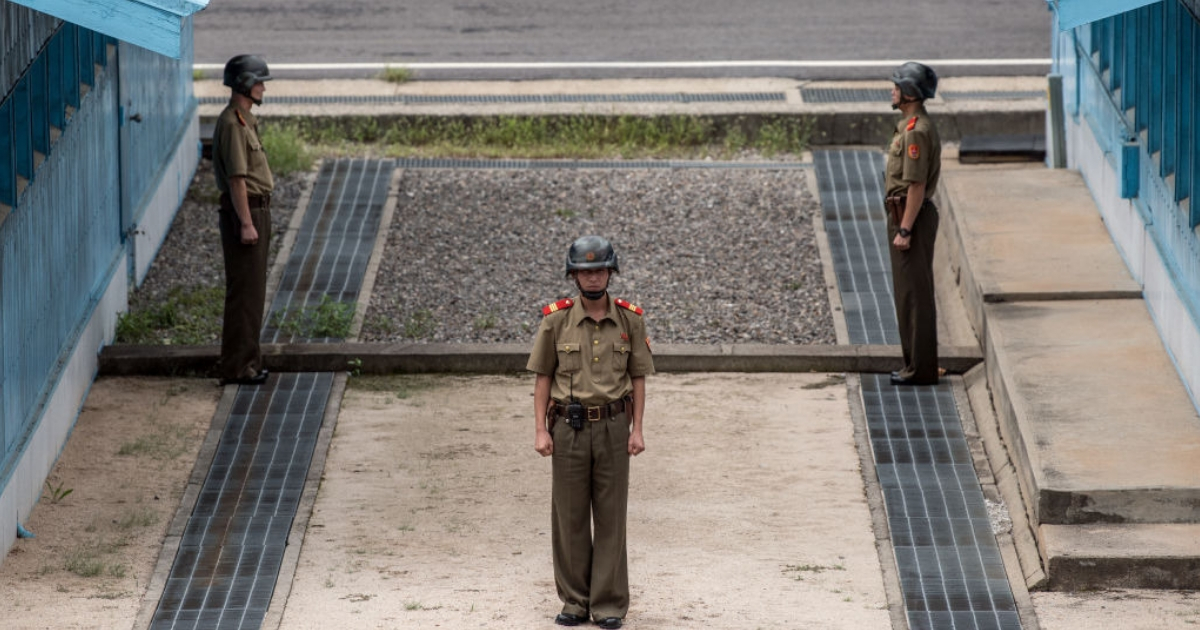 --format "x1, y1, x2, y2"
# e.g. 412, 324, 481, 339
885, 62, 942, 385
527, 235, 655, 629
212, 55, 274, 386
